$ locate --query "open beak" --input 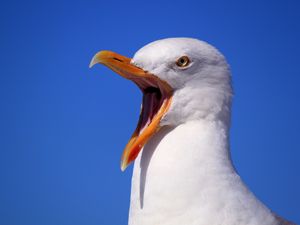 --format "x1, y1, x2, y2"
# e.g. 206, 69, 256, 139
89, 51, 173, 171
